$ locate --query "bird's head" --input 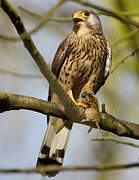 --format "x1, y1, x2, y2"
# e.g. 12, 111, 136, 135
72, 9, 102, 33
